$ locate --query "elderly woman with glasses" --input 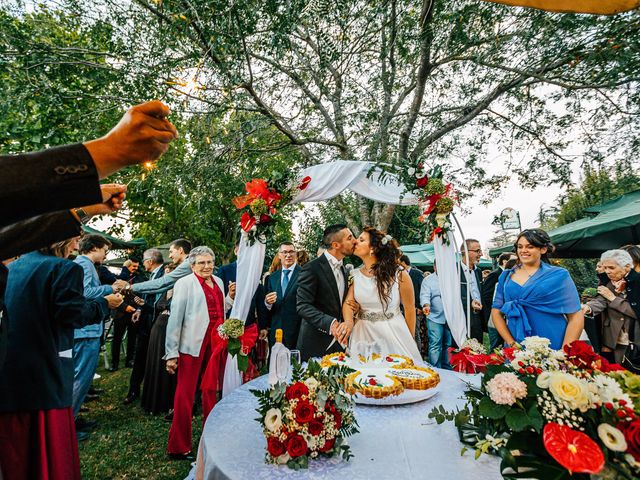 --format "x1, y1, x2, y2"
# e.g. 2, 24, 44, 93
583, 249, 638, 364
163, 246, 235, 460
